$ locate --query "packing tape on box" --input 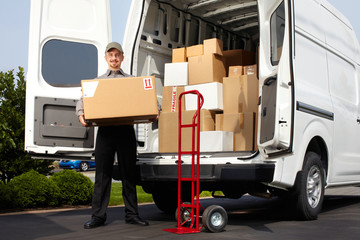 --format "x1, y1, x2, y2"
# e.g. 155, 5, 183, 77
171, 86, 177, 112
